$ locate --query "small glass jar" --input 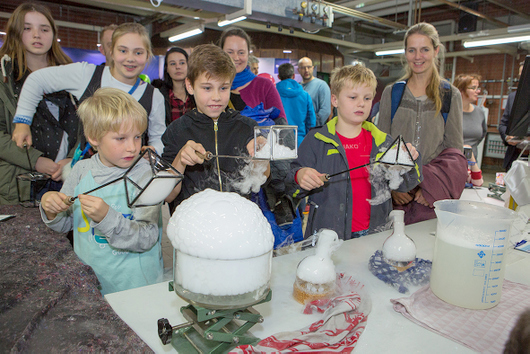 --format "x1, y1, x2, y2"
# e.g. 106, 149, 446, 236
254, 125, 298, 160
